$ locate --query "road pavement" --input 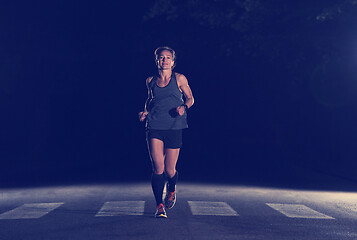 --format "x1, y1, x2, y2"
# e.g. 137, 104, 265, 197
1, 183, 357, 240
